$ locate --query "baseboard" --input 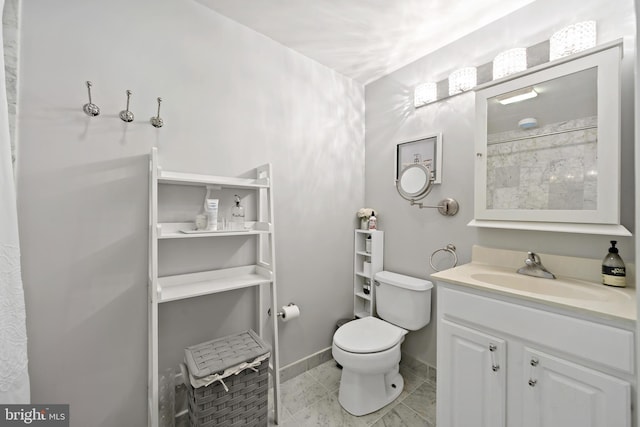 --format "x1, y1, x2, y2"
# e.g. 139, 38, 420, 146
279, 347, 333, 382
